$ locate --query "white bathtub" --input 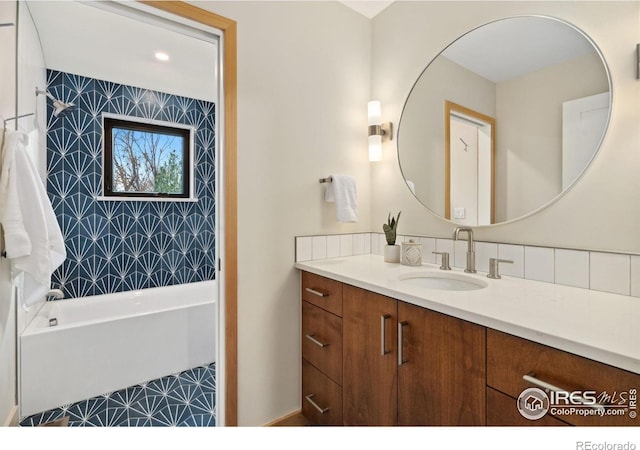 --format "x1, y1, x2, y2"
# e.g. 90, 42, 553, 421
19, 280, 217, 417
